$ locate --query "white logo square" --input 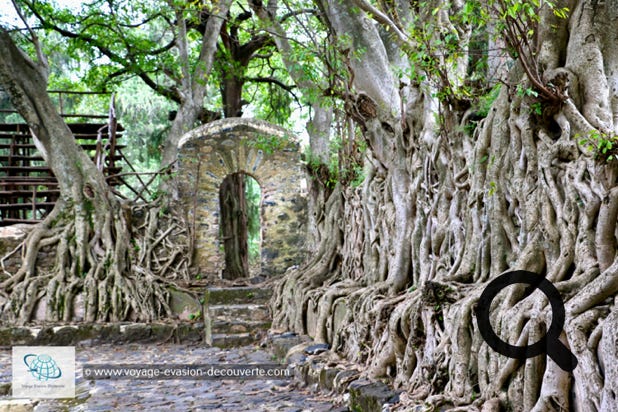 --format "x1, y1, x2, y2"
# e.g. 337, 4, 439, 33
12, 346, 75, 398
